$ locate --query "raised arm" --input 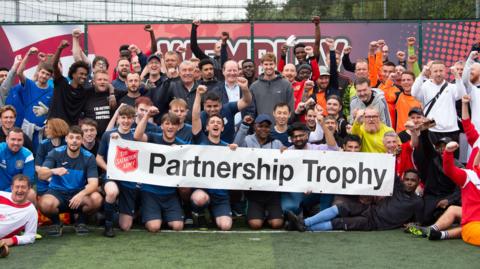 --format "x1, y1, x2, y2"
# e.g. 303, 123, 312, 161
144, 24, 157, 55
341, 46, 355, 73
190, 20, 209, 60
312, 16, 321, 61
443, 142, 467, 187
325, 38, 339, 96
192, 84, 207, 135
407, 37, 421, 76
53, 40, 69, 80
220, 31, 229, 67
72, 29, 89, 63
236, 77, 252, 111
134, 106, 159, 142
17, 47, 38, 85
462, 51, 478, 94
0, 55, 22, 106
